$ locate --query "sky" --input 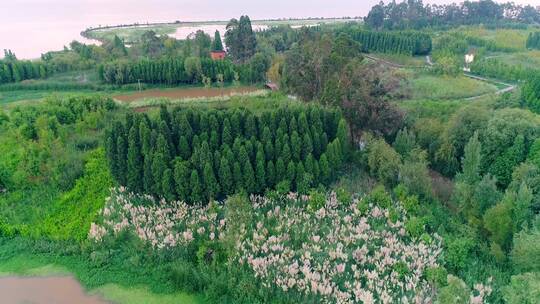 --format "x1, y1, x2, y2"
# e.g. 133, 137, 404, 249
1, 0, 539, 58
